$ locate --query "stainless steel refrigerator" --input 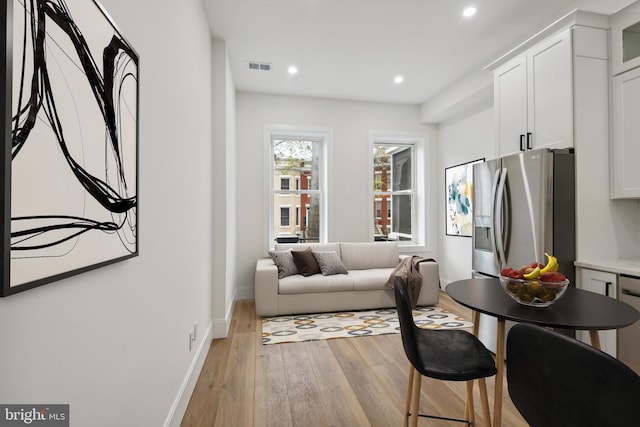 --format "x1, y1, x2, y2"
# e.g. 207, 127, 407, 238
471, 148, 575, 352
